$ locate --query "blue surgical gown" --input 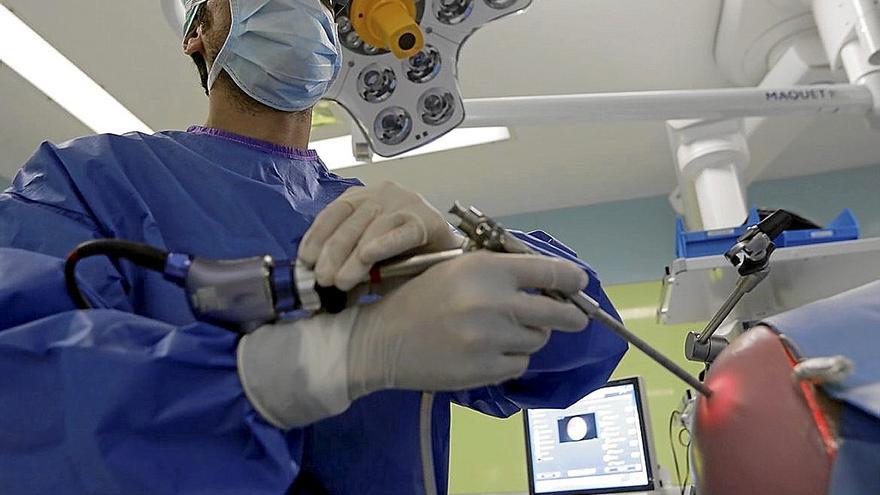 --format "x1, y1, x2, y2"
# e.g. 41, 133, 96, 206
765, 280, 880, 494
0, 126, 626, 494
